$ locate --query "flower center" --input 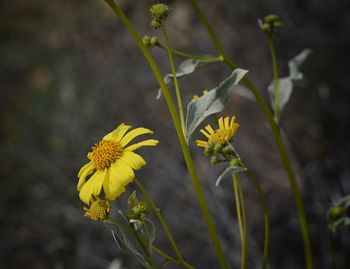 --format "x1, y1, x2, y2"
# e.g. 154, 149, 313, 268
84, 199, 110, 221
210, 129, 231, 144
91, 140, 123, 170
